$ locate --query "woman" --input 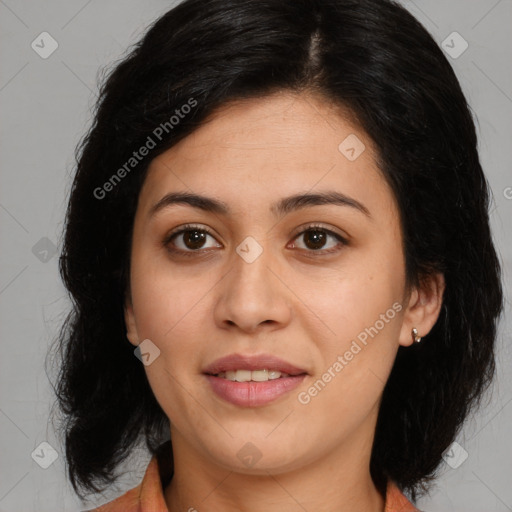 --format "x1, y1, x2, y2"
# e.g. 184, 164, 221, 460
54, 0, 503, 510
